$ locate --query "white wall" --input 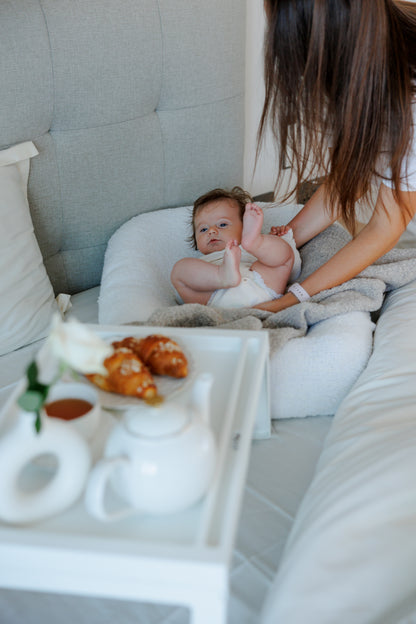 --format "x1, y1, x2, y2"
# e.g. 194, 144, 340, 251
244, 0, 294, 200
244, 0, 277, 198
